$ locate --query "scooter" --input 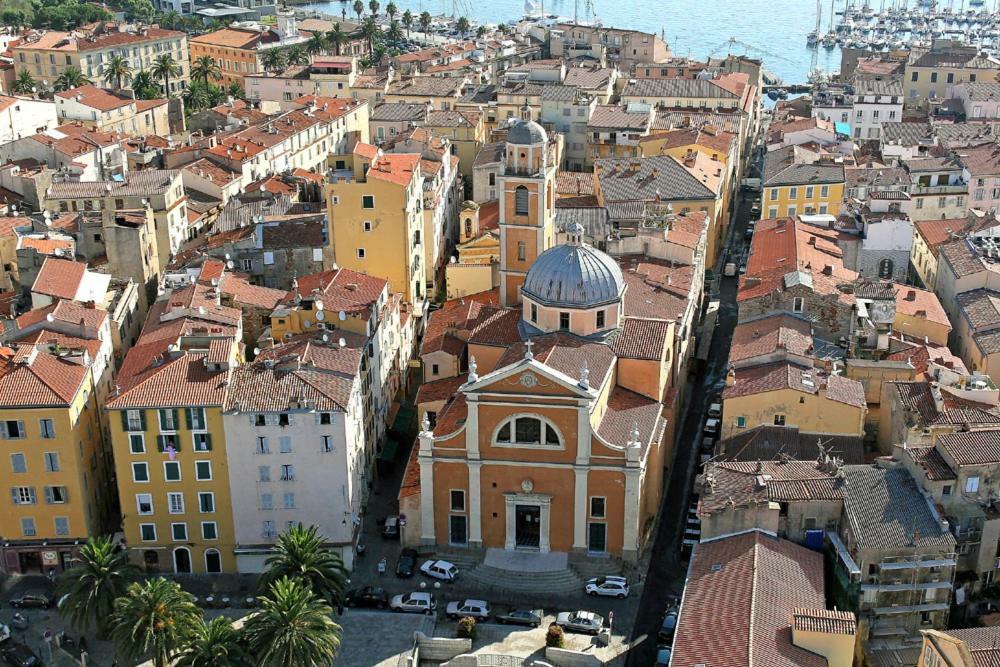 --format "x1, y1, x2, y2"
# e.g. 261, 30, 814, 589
10, 613, 28, 630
